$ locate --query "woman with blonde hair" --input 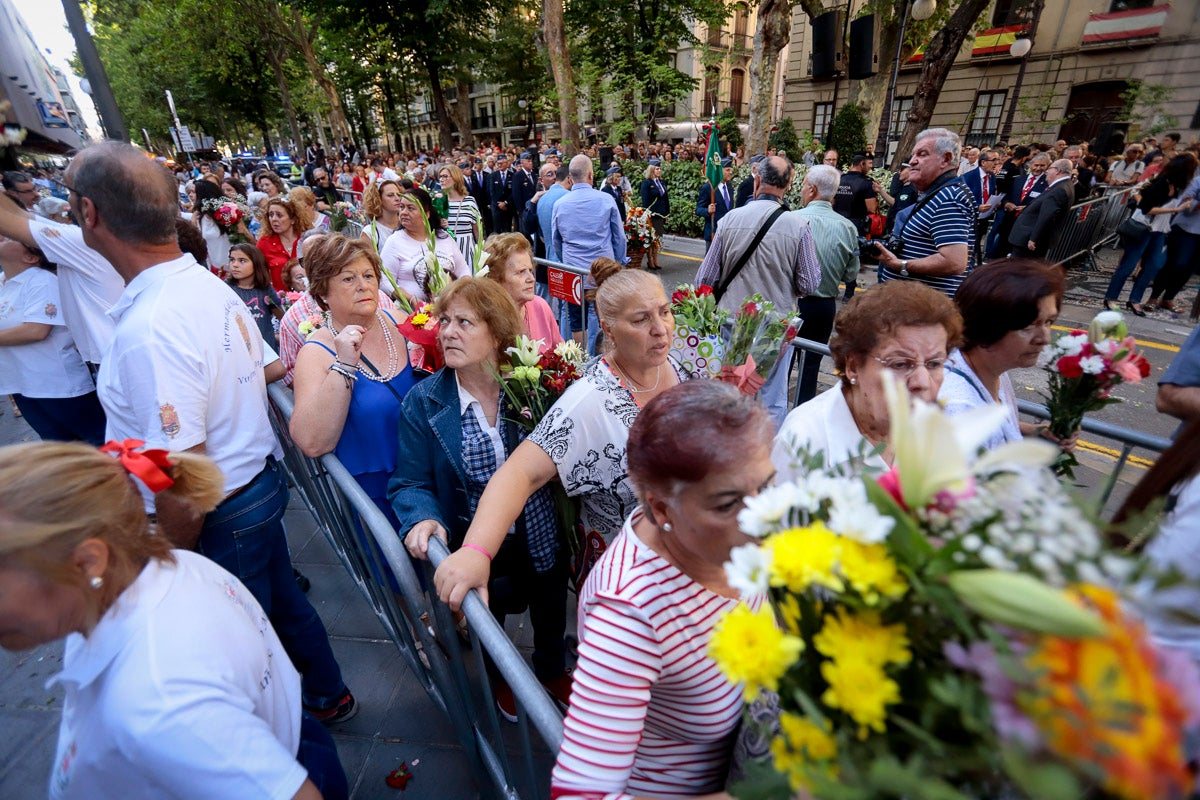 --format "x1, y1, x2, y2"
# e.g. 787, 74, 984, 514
437, 163, 482, 262
0, 440, 347, 799
431, 261, 692, 609
360, 179, 402, 253
287, 186, 329, 233
258, 197, 312, 291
